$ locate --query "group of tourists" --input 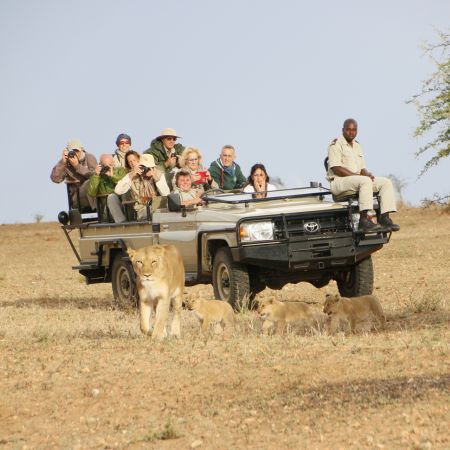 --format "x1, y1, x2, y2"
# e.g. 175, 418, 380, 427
50, 119, 400, 232
50, 127, 274, 223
